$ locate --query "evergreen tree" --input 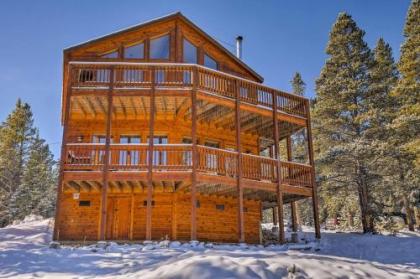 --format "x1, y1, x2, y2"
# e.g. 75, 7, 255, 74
362, 38, 399, 226
388, 0, 420, 231
0, 99, 57, 226
15, 133, 57, 219
313, 13, 376, 233
0, 99, 36, 226
290, 72, 308, 164
290, 73, 312, 225
291, 72, 306, 97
